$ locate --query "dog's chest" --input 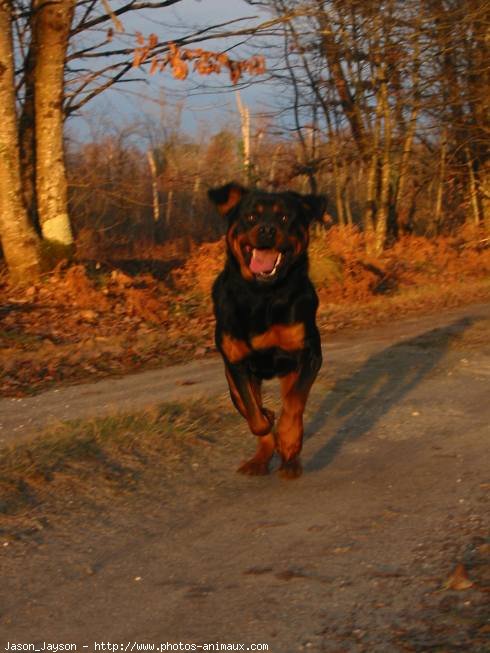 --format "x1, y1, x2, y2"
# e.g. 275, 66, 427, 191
245, 301, 305, 377
248, 321, 304, 353
247, 294, 291, 333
